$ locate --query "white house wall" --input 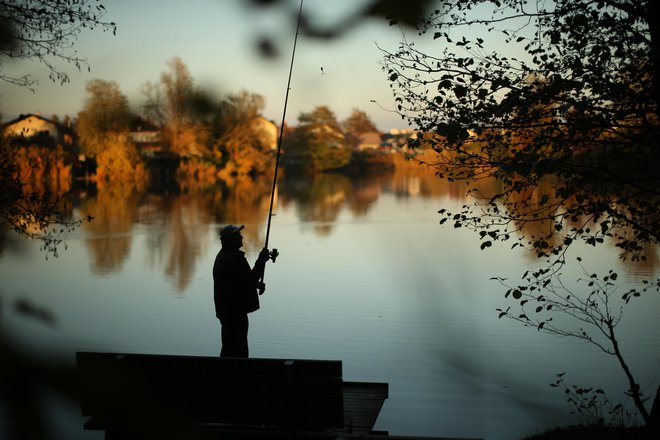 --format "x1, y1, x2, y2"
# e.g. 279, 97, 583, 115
3, 116, 60, 139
